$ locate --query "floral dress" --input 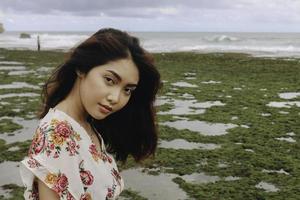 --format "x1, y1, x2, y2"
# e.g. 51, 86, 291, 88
19, 108, 124, 200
